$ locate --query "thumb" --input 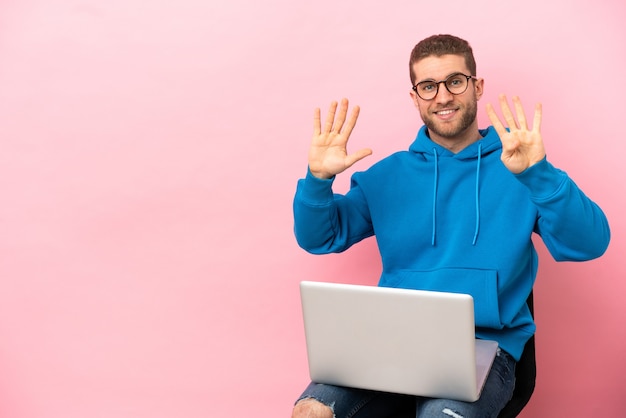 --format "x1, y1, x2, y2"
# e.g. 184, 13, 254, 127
345, 148, 373, 168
